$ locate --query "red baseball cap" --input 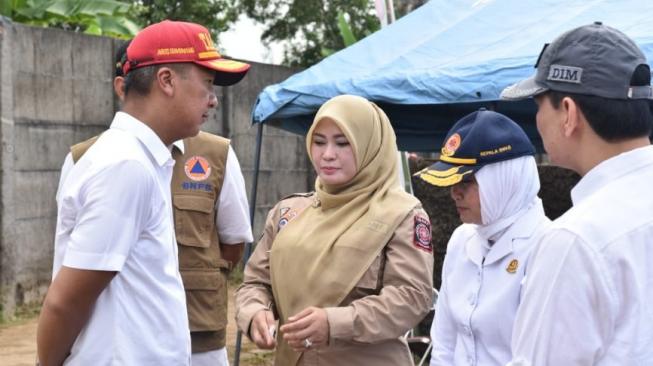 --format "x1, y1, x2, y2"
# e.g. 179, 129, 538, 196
123, 20, 250, 86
